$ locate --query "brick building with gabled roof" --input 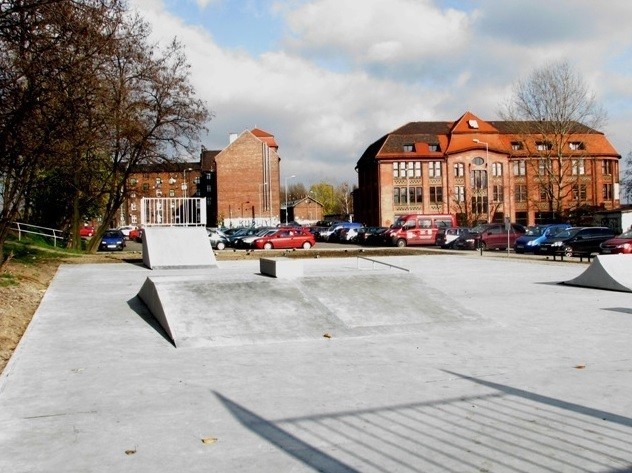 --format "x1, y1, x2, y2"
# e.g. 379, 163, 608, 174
355, 111, 621, 227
